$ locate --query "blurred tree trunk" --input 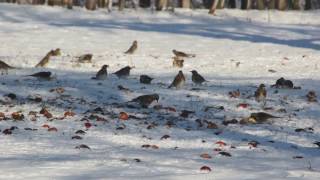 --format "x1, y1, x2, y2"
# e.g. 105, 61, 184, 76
97, 0, 106, 7
277, 0, 287, 10
85, 0, 97, 10
267, 0, 276, 9
181, 0, 190, 8
291, 0, 304, 9
157, 0, 168, 10
48, 0, 63, 6
256, 0, 264, 9
241, 0, 251, 9
217, 0, 225, 8
209, 0, 219, 14
107, 0, 112, 10
119, 0, 125, 10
